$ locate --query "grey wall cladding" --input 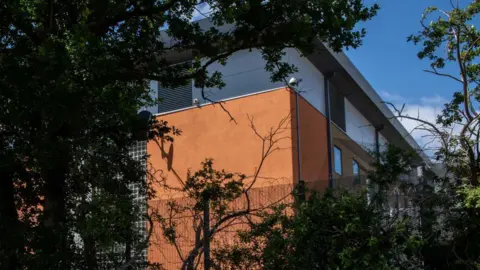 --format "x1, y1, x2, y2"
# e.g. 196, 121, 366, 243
158, 81, 193, 113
